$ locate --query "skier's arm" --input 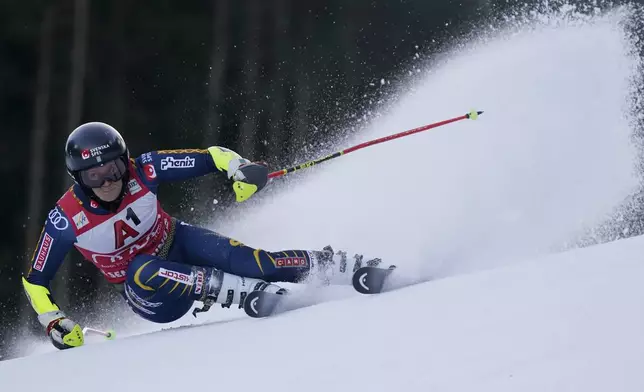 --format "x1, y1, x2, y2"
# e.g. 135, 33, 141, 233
22, 206, 84, 350
135, 147, 269, 202
134, 149, 218, 183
